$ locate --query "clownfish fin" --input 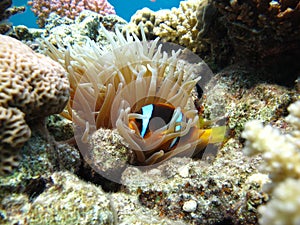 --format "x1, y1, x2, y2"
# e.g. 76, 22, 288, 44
208, 126, 227, 143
